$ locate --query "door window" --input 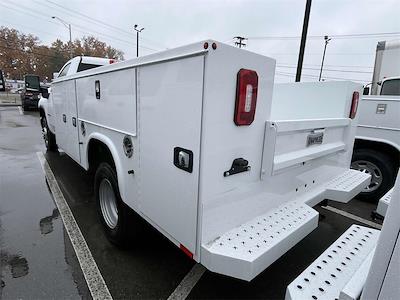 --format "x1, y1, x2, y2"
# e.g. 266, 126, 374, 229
381, 79, 400, 96
58, 63, 71, 77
